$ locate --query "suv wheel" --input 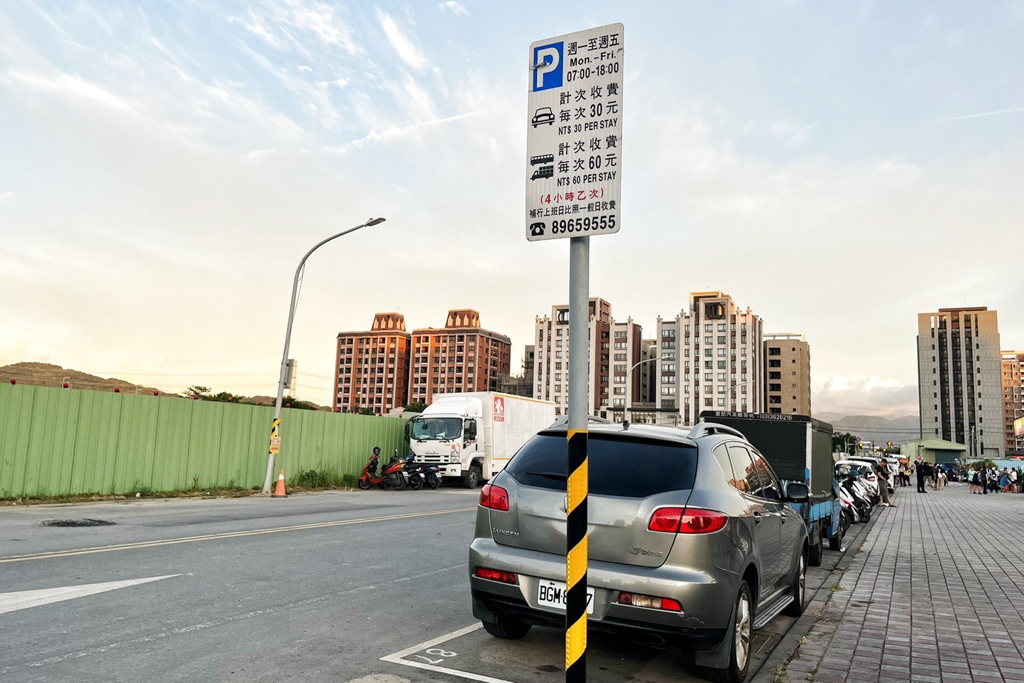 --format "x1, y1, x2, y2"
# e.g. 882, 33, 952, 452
783, 553, 806, 617
702, 581, 752, 683
481, 614, 531, 640
462, 464, 481, 489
